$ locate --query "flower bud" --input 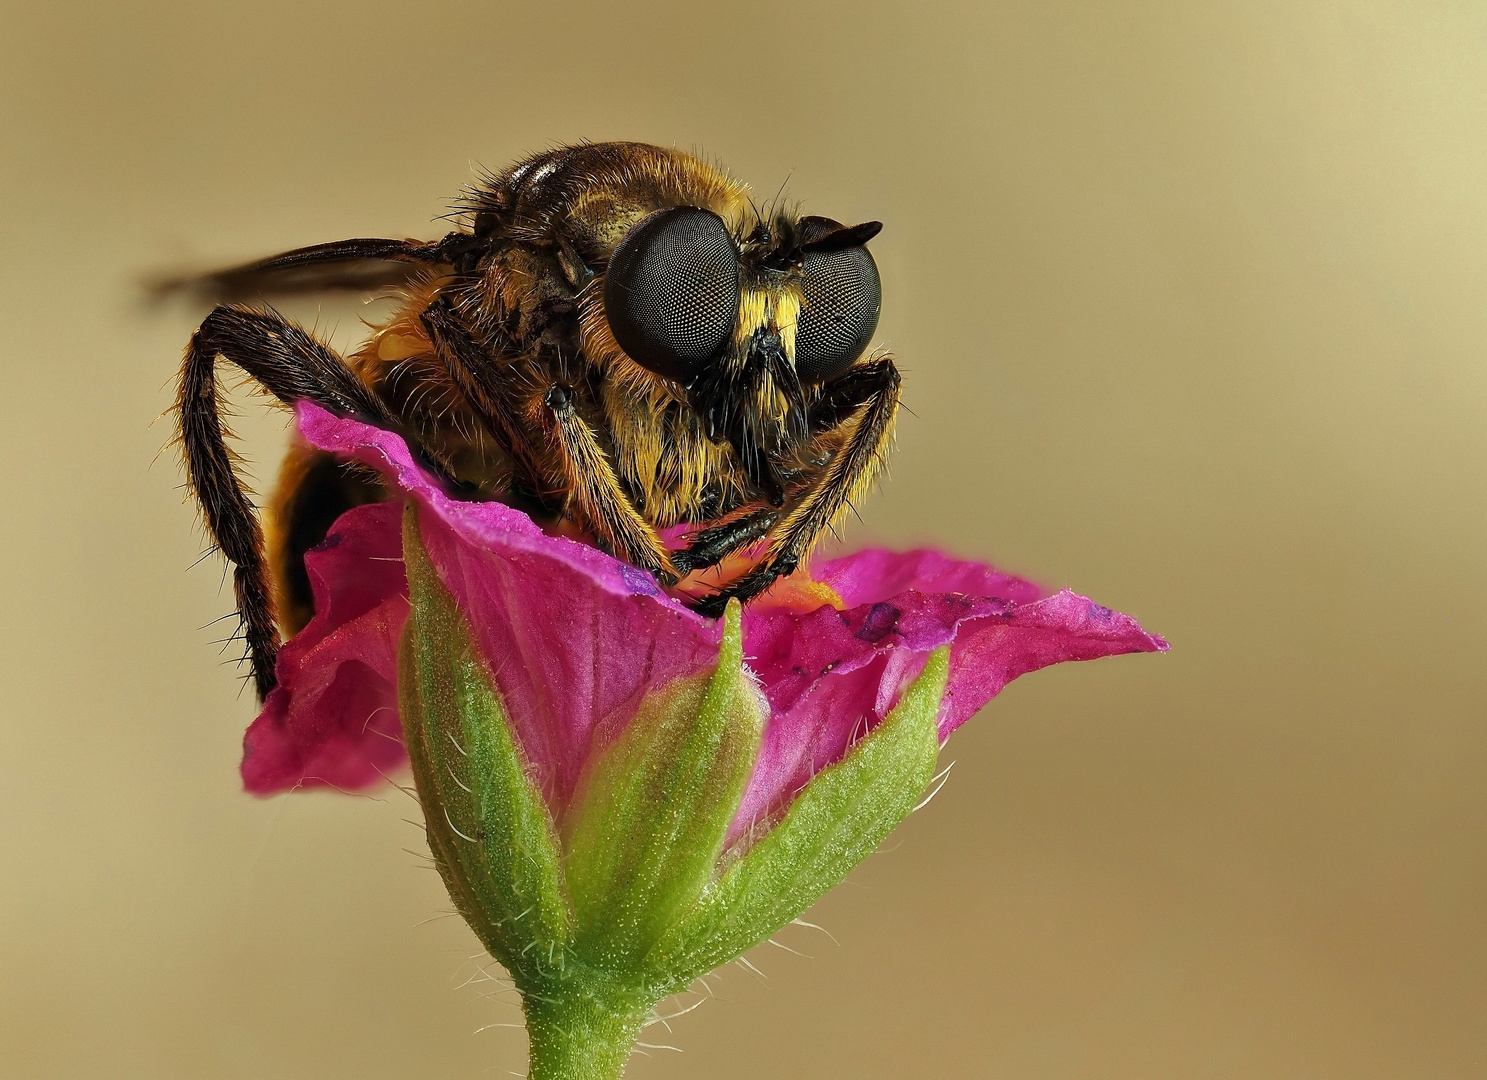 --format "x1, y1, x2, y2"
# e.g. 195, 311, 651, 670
398, 504, 950, 1076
